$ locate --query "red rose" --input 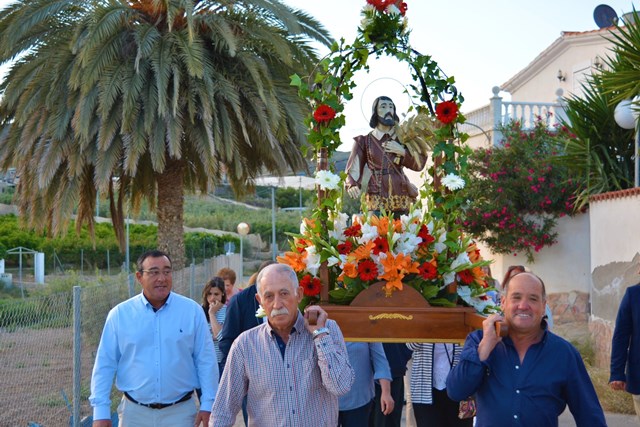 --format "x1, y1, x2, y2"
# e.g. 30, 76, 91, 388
358, 259, 379, 281
435, 101, 459, 124
300, 274, 321, 296
337, 240, 353, 255
418, 262, 438, 280
458, 269, 475, 285
372, 236, 389, 255
313, 104, 336, 124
